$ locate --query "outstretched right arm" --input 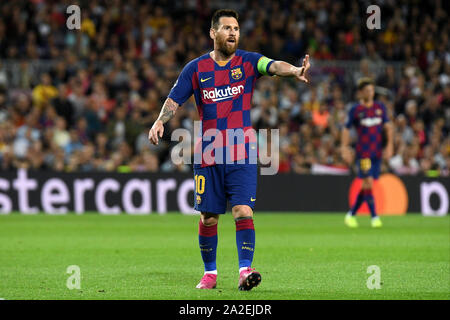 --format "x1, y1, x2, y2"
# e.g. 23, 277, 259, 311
148, 97, 180, 145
